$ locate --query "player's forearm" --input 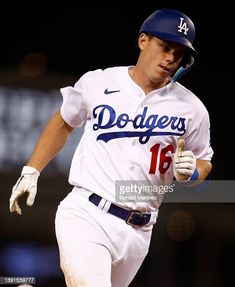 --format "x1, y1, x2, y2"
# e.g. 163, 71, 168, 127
27, 111, 74, 172
196, 159, 212, 180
